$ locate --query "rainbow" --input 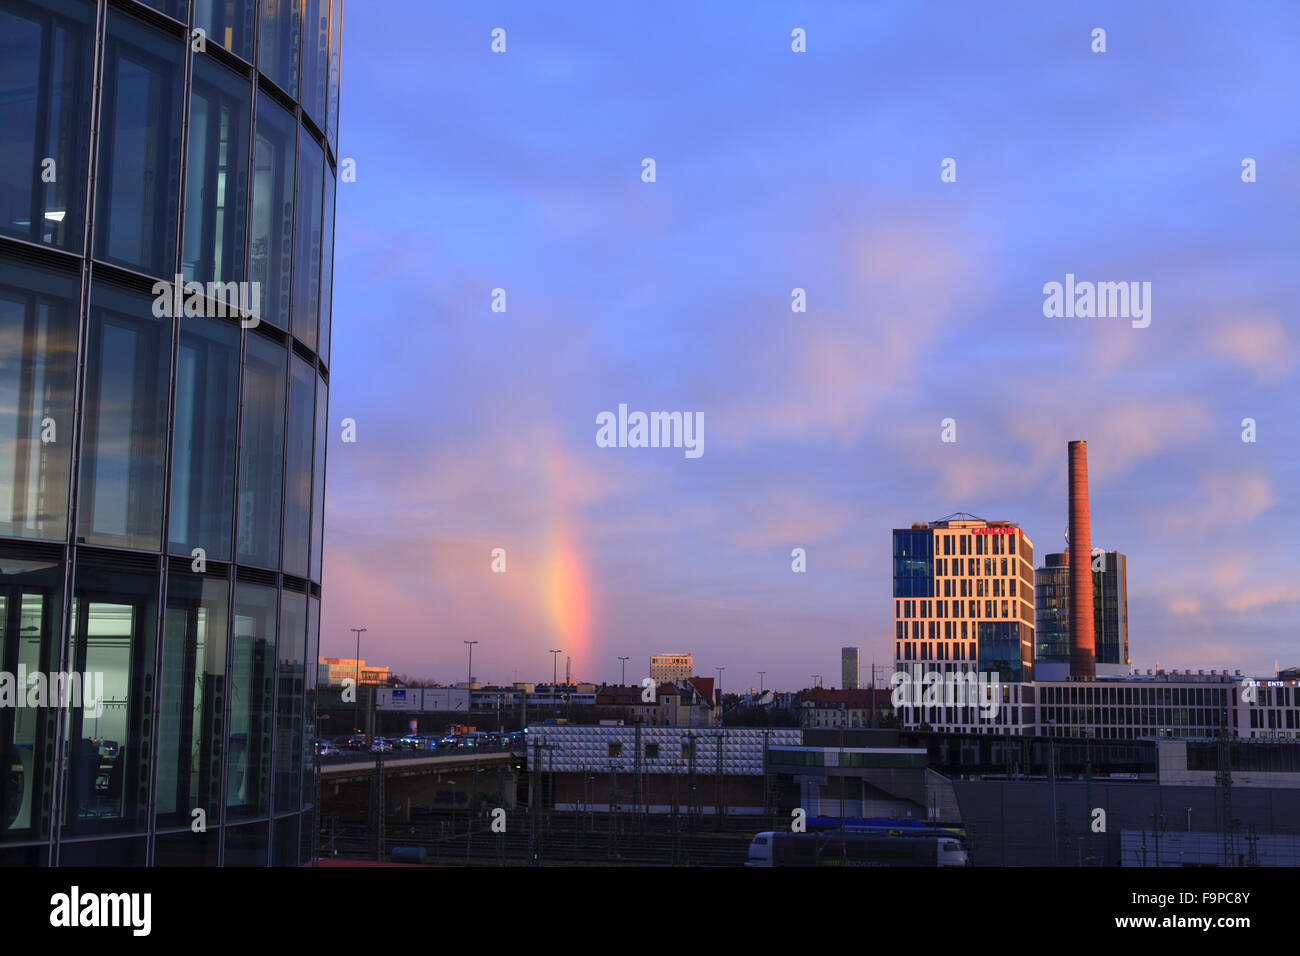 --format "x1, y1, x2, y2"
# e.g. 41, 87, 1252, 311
541, 454, 591, 678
